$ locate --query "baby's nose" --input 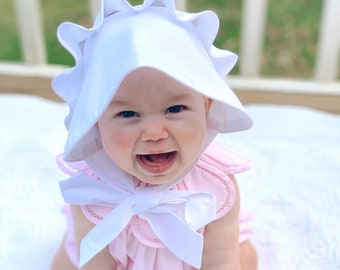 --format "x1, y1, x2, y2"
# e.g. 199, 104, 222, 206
140, 118, 169, 142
